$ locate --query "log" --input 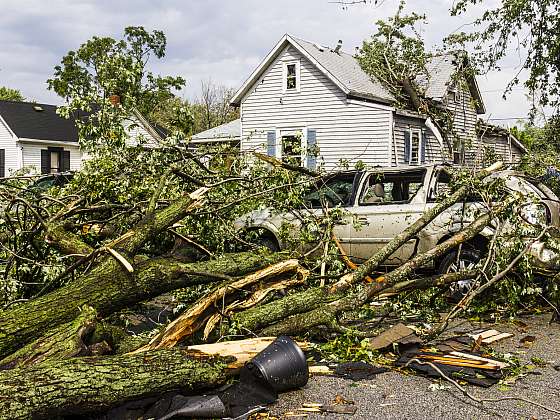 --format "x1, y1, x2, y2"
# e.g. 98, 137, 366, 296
0, 306, 97, 370
0, 350, 229, 419
0, 251, 286, 359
